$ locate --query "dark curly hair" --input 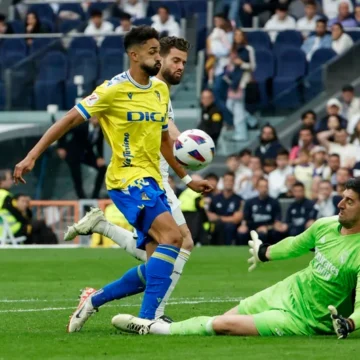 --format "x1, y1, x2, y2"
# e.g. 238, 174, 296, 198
124, 26, 159, 51
159, 36, 191, 57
